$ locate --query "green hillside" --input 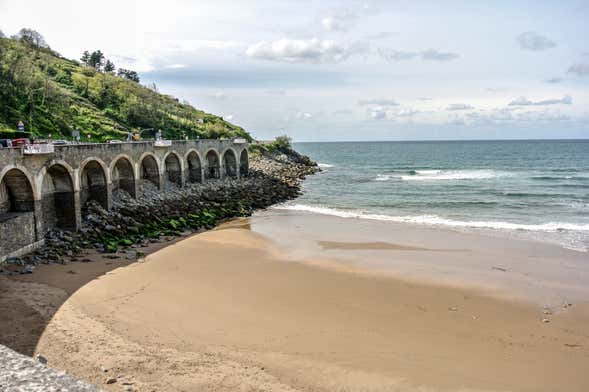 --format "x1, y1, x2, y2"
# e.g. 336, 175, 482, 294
0, 33, 251, 142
